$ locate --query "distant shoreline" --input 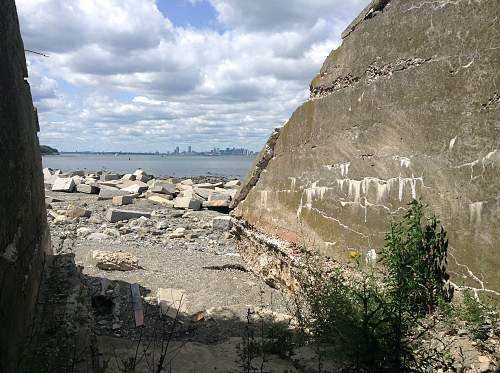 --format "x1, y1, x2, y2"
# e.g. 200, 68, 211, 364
43, 152, 256, 157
